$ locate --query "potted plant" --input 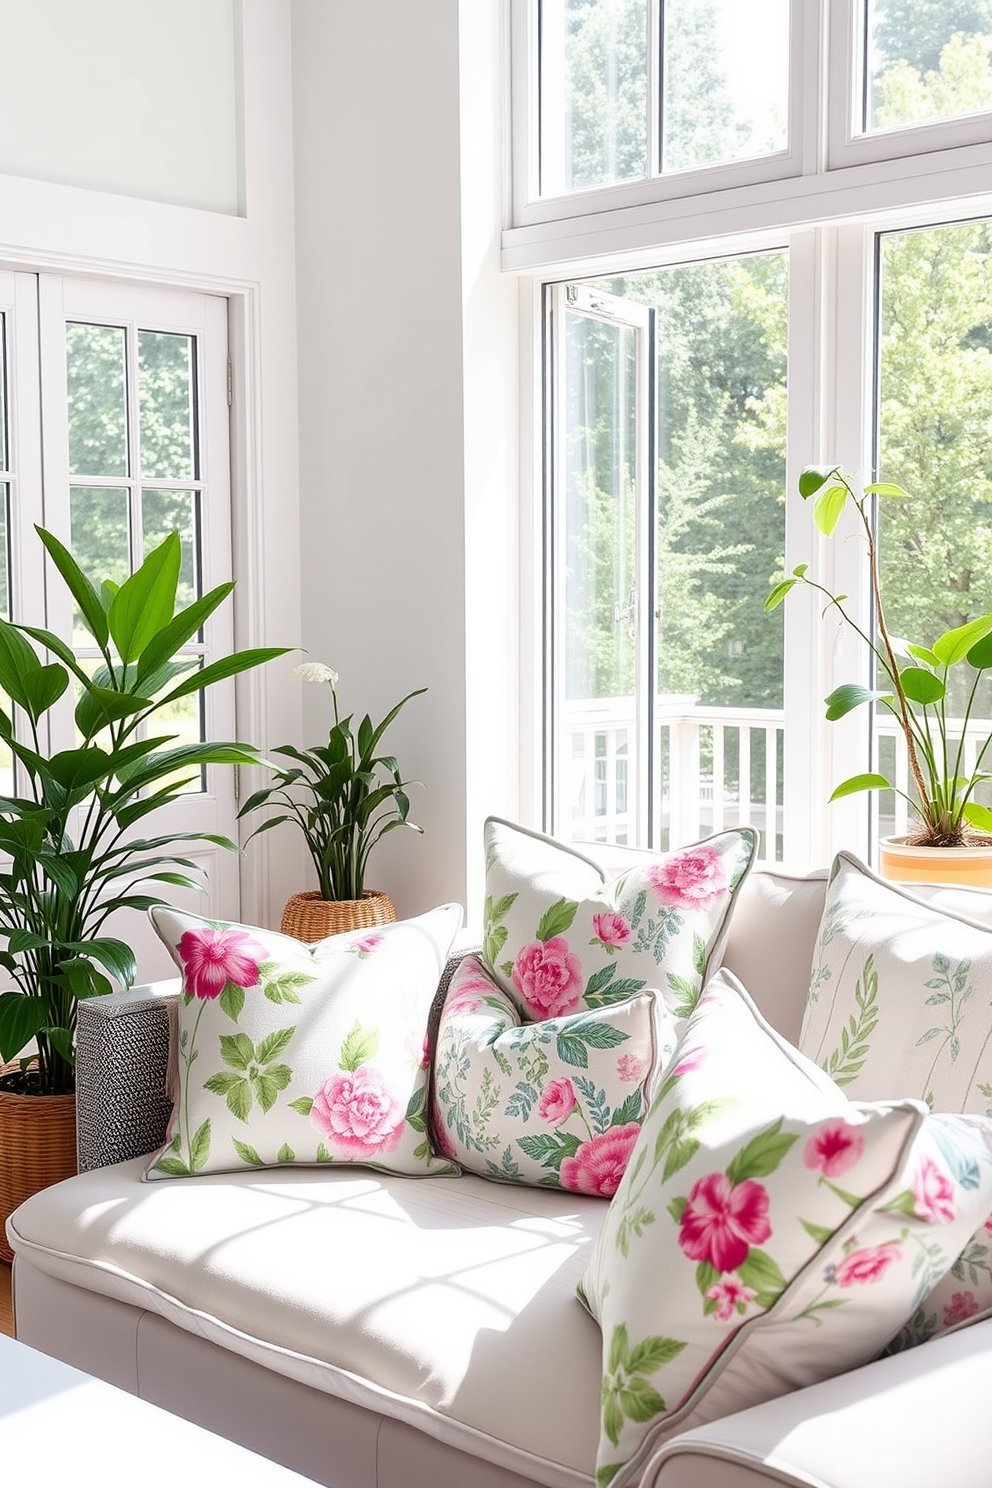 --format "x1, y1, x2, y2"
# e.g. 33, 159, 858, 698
240, 662, 426, 939
766, 465, 992, 885
0, 526, 286, 1255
